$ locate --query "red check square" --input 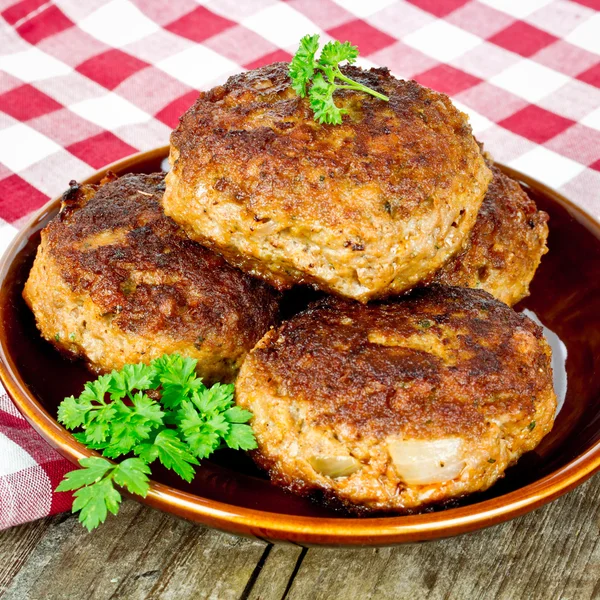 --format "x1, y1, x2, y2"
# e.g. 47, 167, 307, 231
0, 175, 48, 222
76, 50, 150, 91
67, 131, 137, 170
155, 91, 199, 129
14, 5, 74, 45
328, 20, 396, 56
406, 0, 470, 18
287, 0, 354, 30
1, 0, 46, 24
499, 105, 576, 144
414, 65, 482, 96
577, 63, 600, 88
245, 49, 293, 71
0, 85, 62, 121
489, 21, 558, 58
569, 0, 599, 7
166, 6, 236, 43
590, 159, 600, 173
